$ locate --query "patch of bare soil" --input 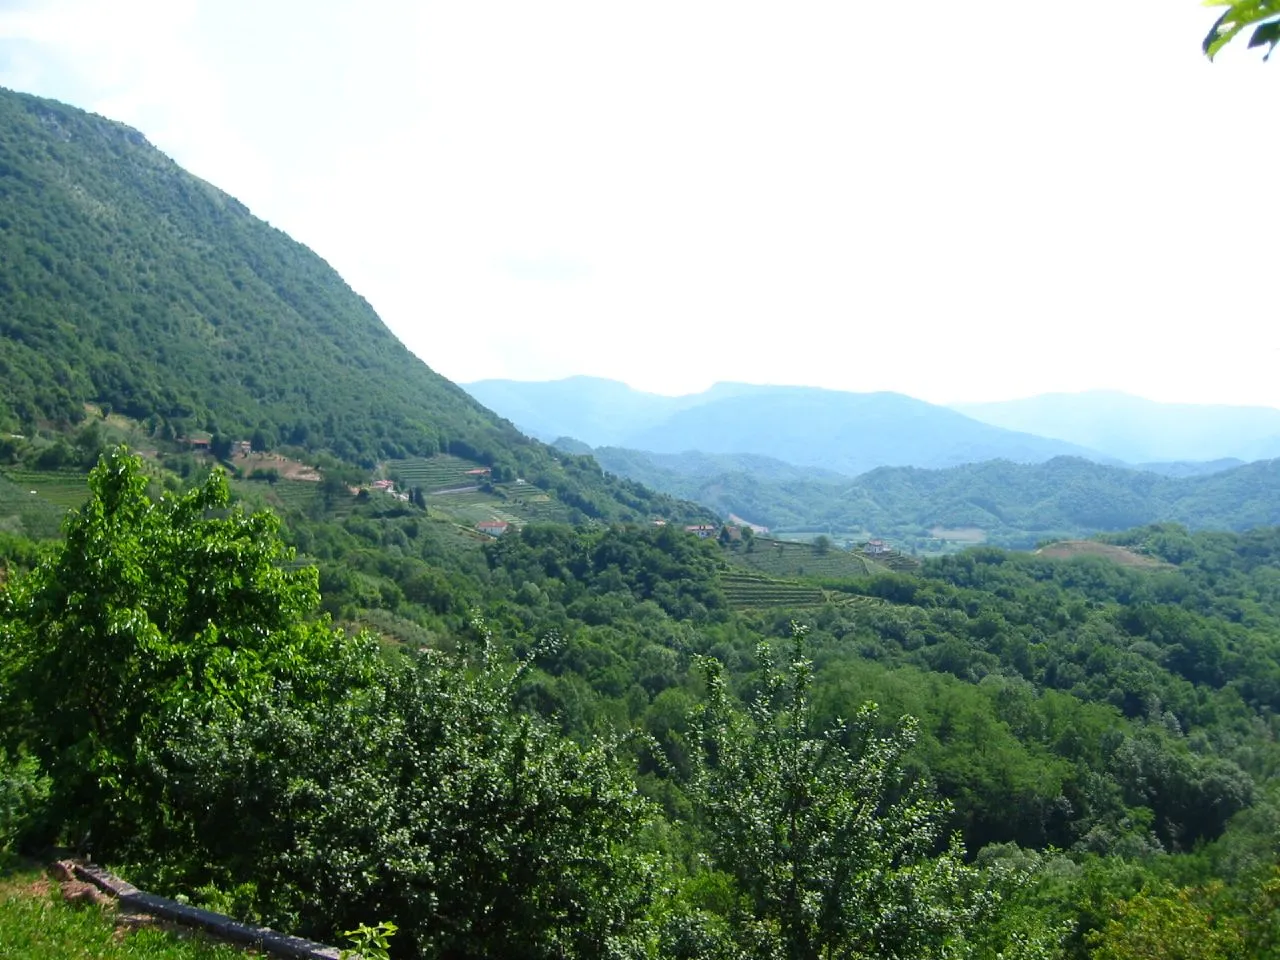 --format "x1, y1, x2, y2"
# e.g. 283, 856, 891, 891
233, 452, 321, 481
2, 861, 107, 908
0, 872, 51, 900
